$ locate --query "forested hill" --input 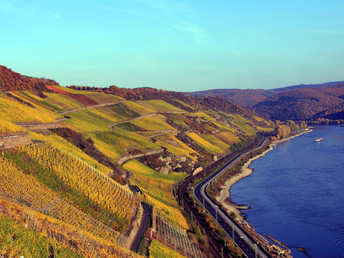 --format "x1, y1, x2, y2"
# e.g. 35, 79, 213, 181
253, 83, 344, 121
0, 65, 59, 91
186, 81, 344, 121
